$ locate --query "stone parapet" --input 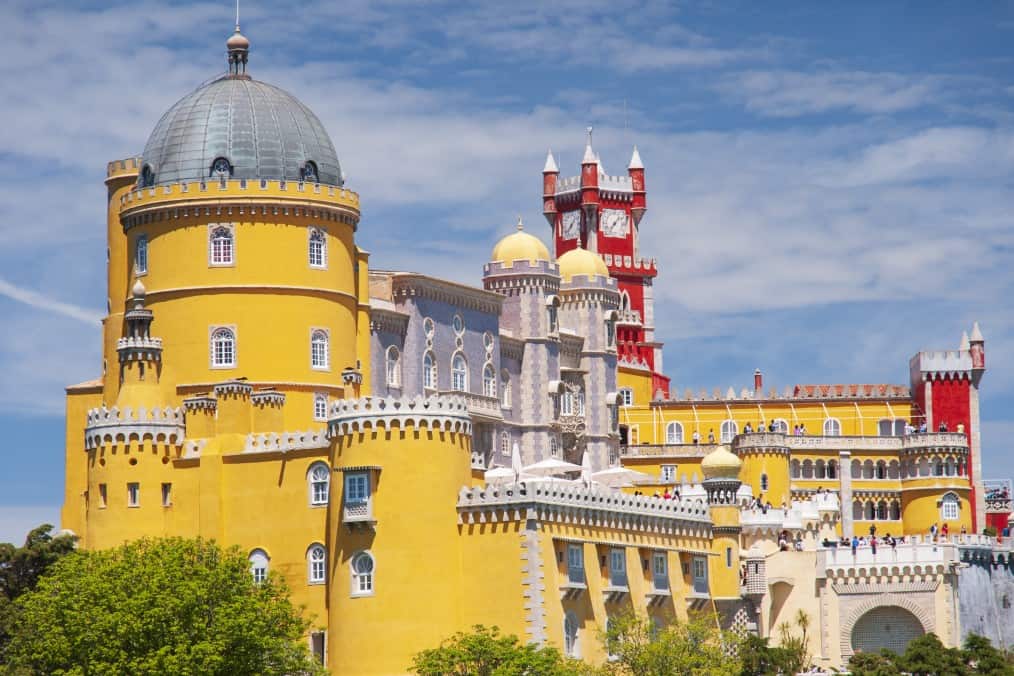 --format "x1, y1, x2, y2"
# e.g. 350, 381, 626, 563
328, 395, 472, 436
116, 336, 163, 362
731, 432, 968, 454
819, 539, 957, 577
456, 482, 712, 533
84, 405, 185, 450
243, 429, 327, 454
